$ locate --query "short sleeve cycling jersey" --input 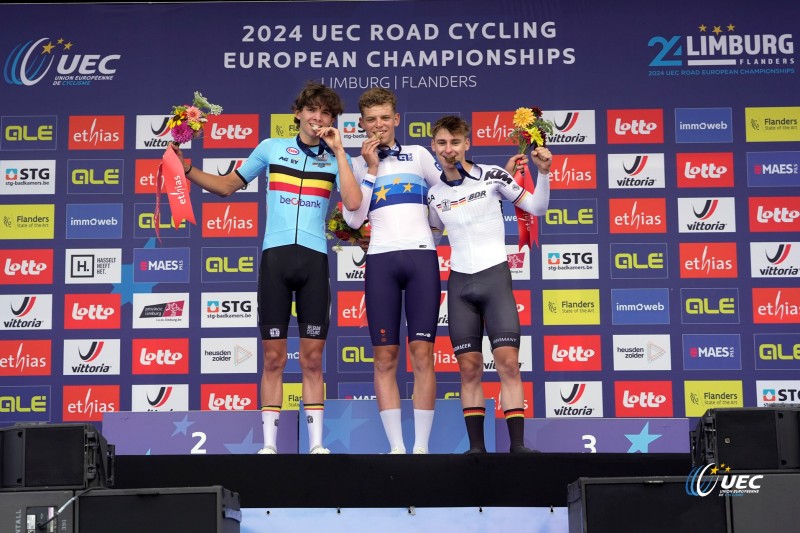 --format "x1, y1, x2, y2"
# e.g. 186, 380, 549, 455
343, 144, 441, 254
427, 163, 550, 274
236, 136, 350, 254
